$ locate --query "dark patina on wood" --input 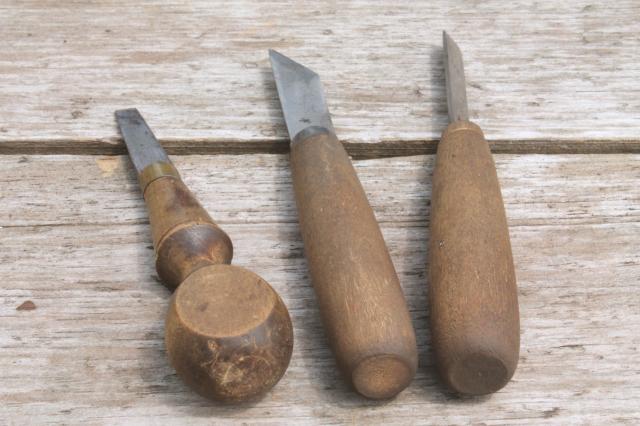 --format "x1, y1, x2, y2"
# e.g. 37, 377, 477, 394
291, 128, 418, 399
429, 121, 520, 395
138, 161, 293, 403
